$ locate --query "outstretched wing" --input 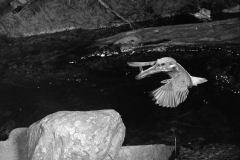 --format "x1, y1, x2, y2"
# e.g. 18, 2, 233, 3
151, 80, 189, 107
